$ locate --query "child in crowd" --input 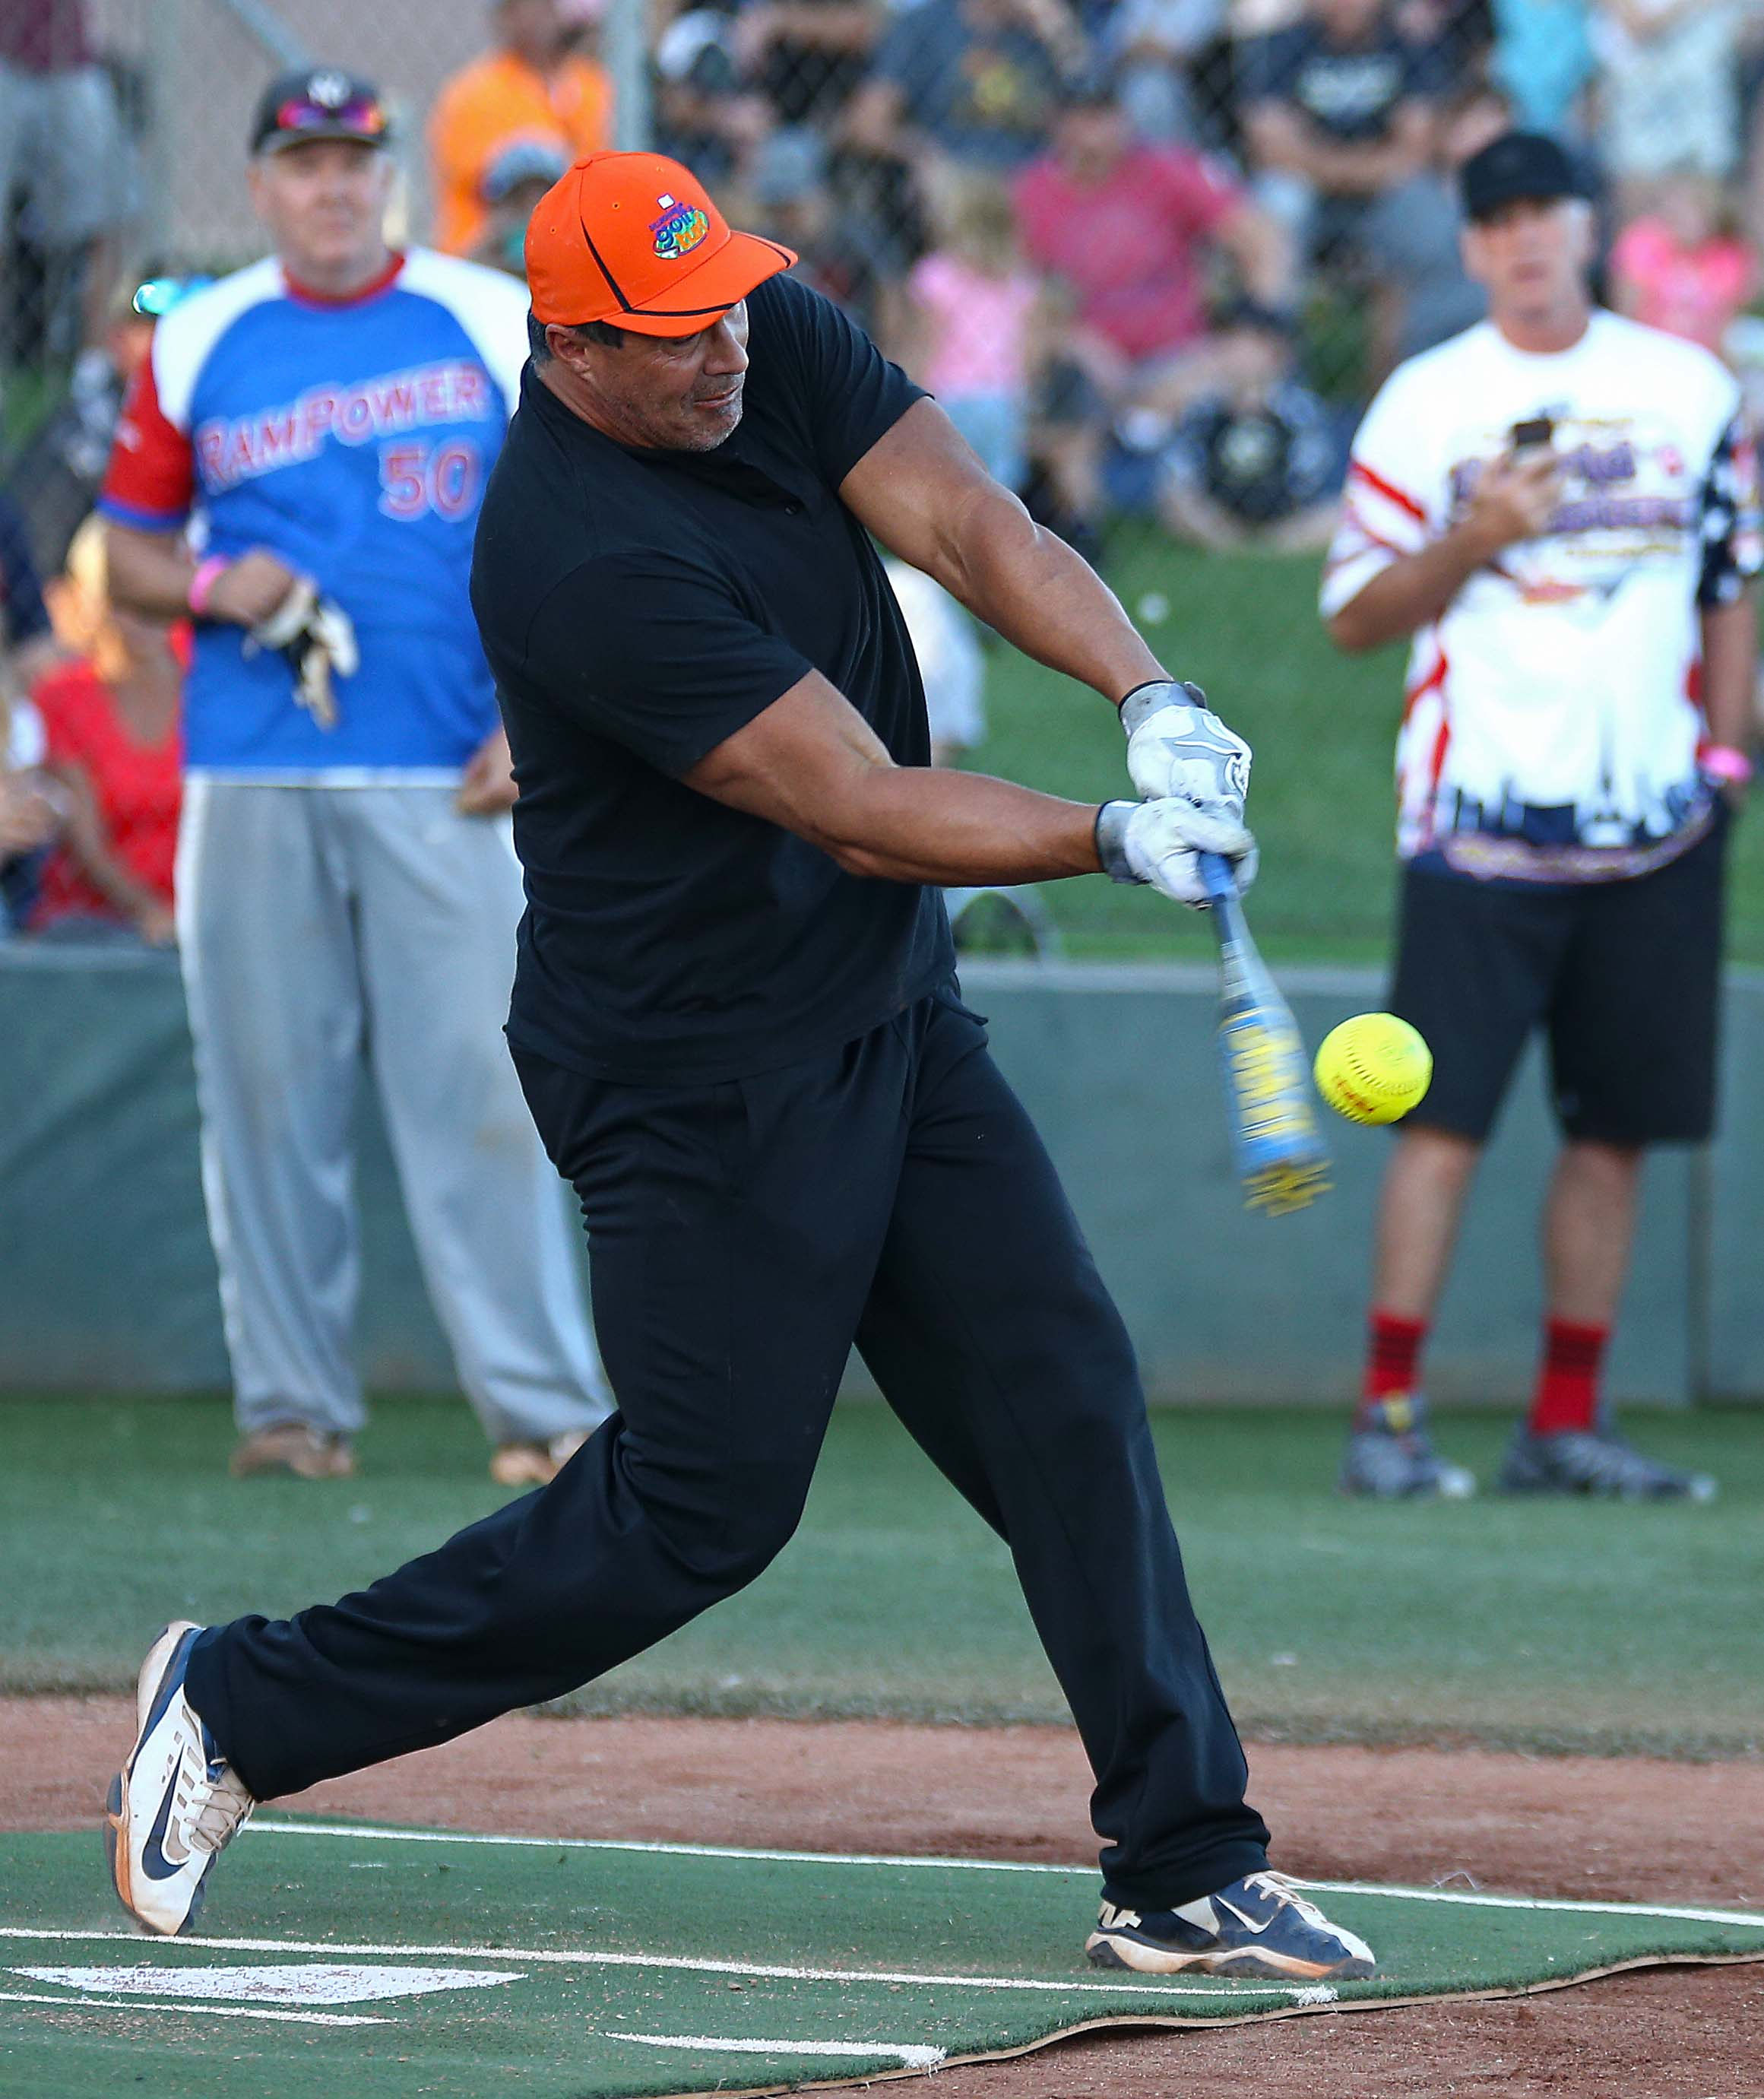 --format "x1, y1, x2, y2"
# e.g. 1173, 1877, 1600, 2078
1610, 168, 1759, 356
29, 517, 182, 946
469, 138, 570, 279
902, 175, 1042, 492
1156, 306, 1345, 551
